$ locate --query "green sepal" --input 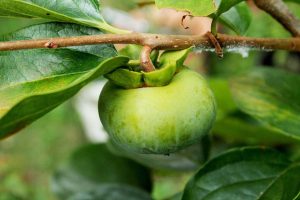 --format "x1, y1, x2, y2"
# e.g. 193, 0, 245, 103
142, 48, 191, 87
143, 63, 176, 87
105, 68, 144, 89
150, 50, 160, 67
159, 47, 193, 70
106, 48, 192, 89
